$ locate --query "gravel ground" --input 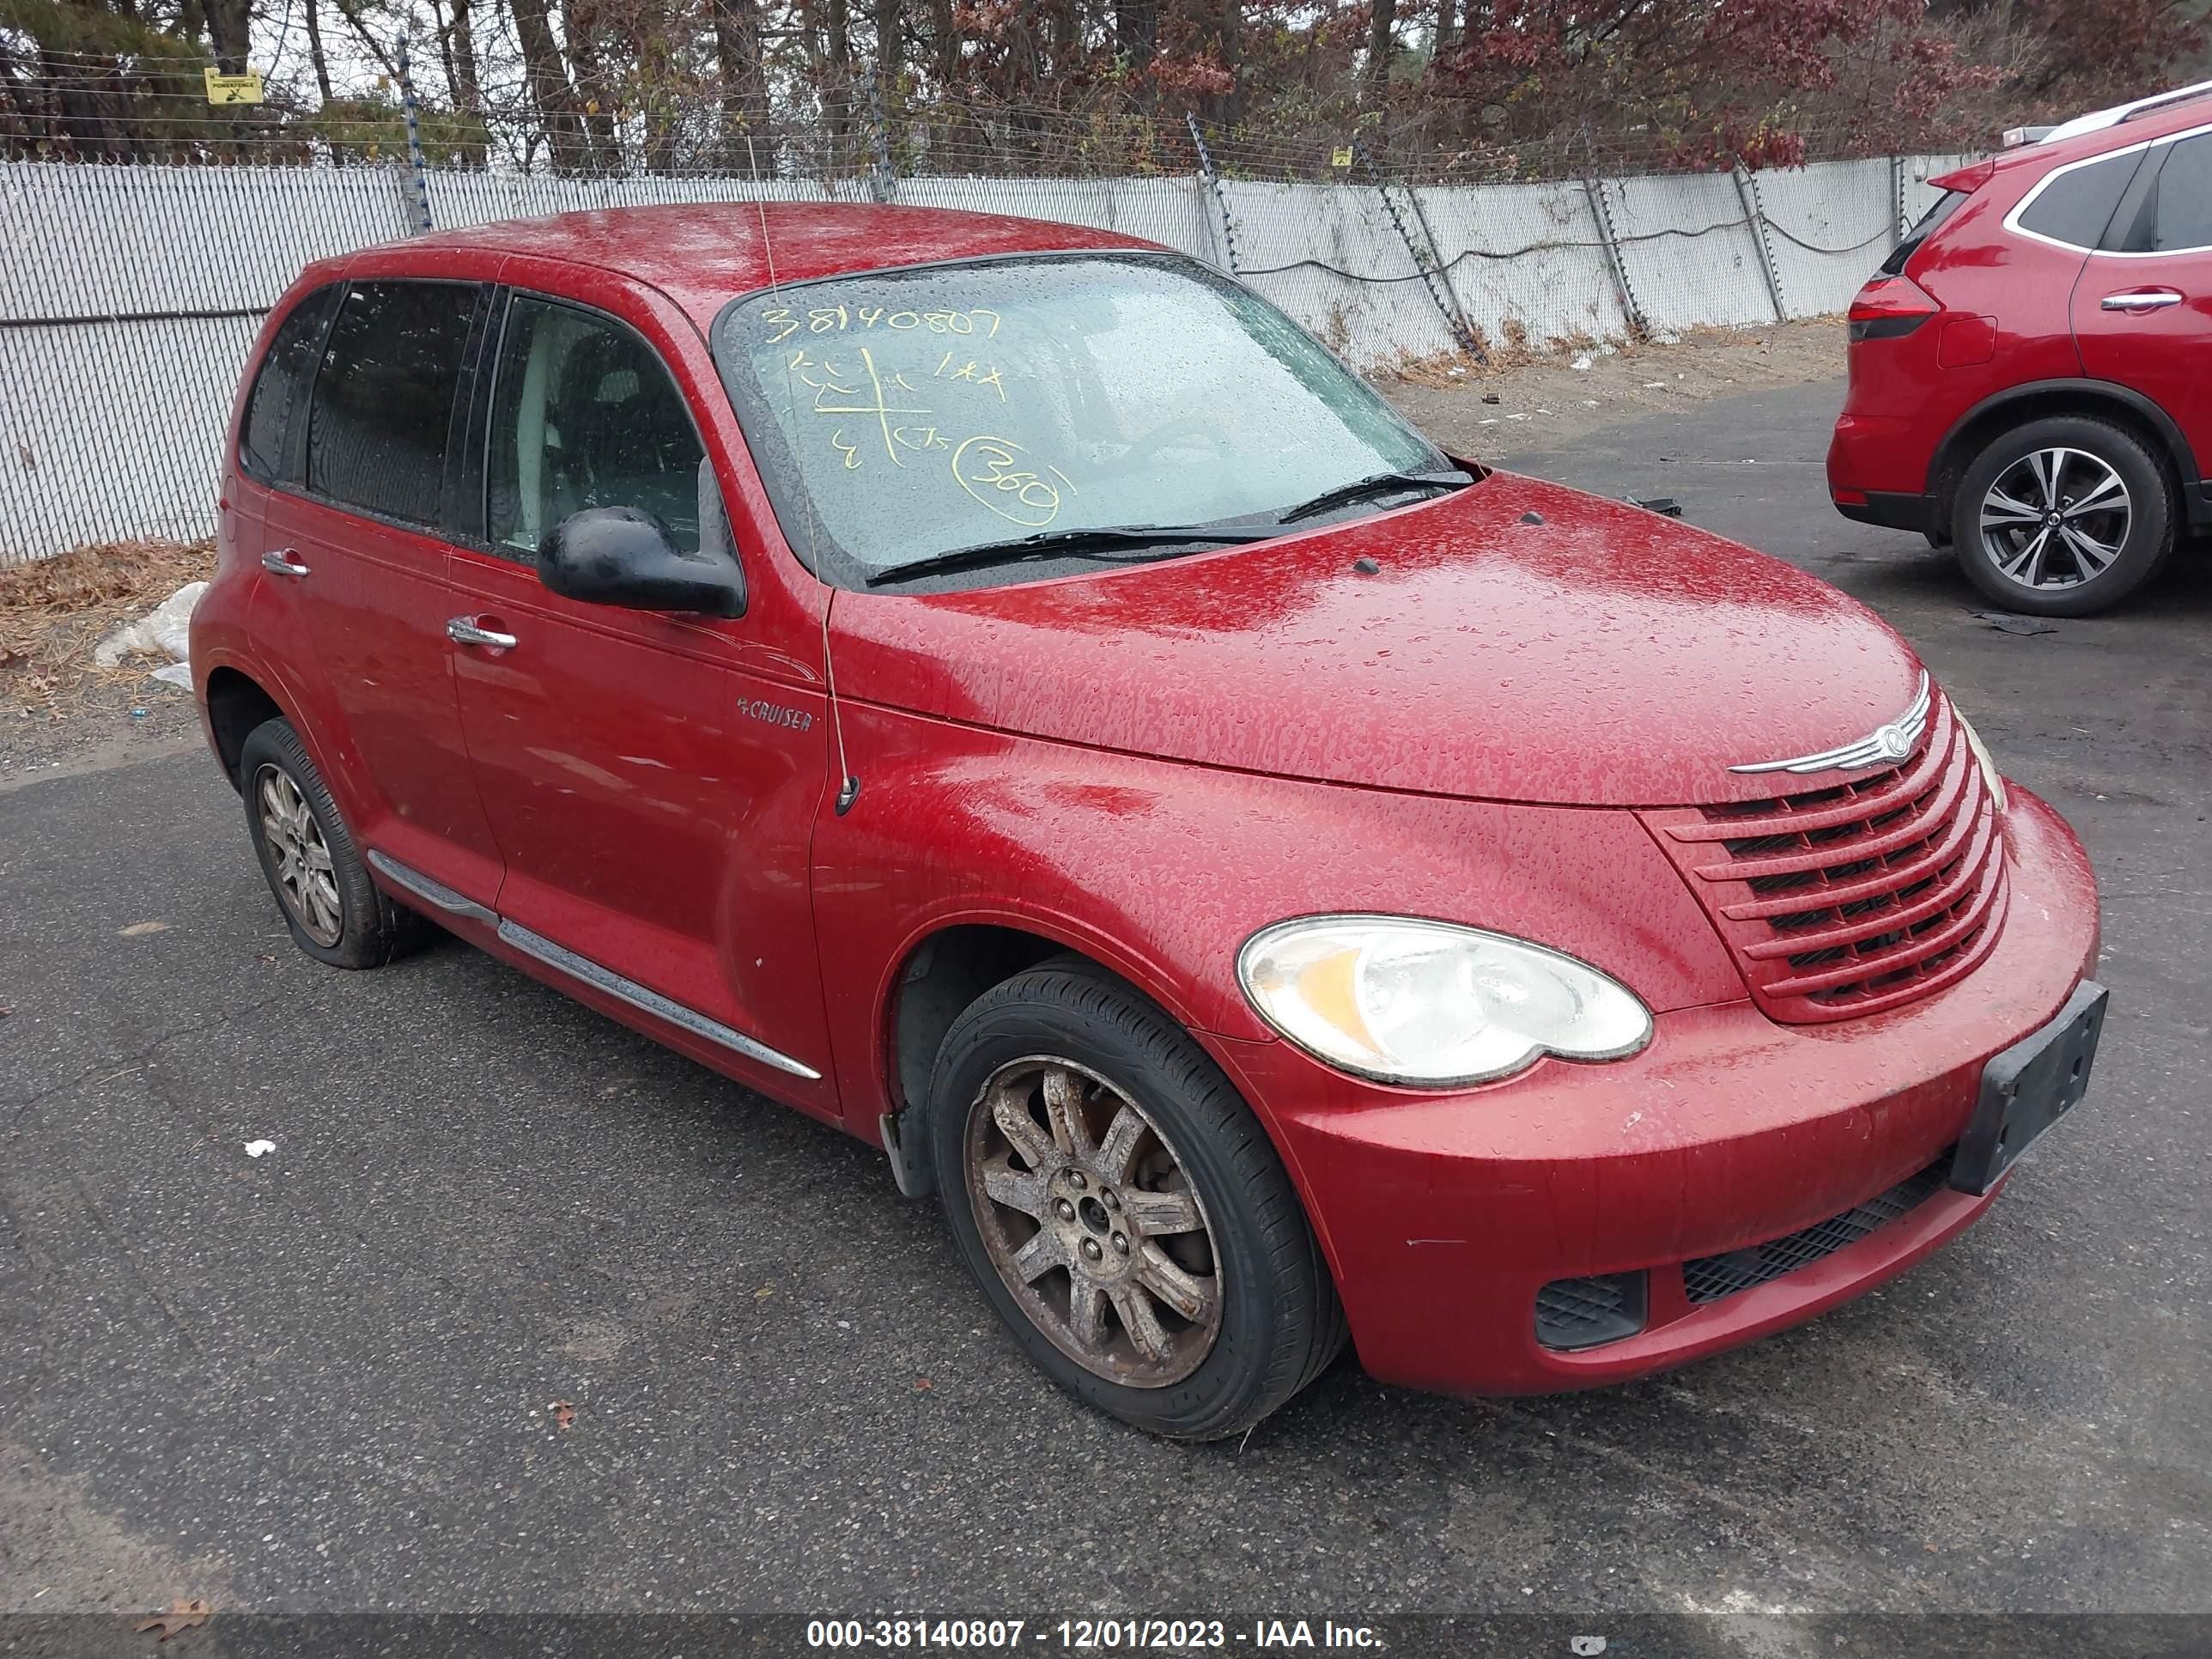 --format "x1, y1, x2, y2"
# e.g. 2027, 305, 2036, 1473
1381, 319, 1847, 461
0, 539, 211, 784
